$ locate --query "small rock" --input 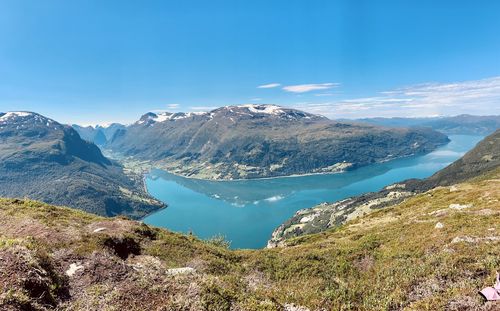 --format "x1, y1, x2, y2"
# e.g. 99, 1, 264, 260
93, 227, 106, 233
449, 203, 473, 210
429, 209, 448, 217
449, 186, 459, 192
488, 228, 495, 231
451, 236, 476, 244
451, 236, 500, 244
166, 267, 196, 276
284, 304, 310, 311
66, 263, 84, 277
435, 222, 444, 229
